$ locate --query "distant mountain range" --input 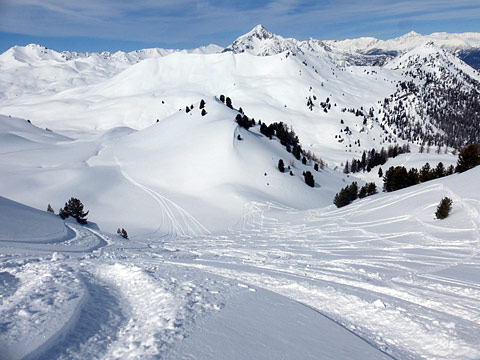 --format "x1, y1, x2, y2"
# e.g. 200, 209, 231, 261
224, 25, 480, 68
